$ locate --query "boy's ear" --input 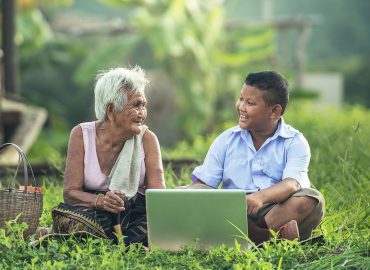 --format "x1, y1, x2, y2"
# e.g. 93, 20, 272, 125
270, 104, 282, 119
